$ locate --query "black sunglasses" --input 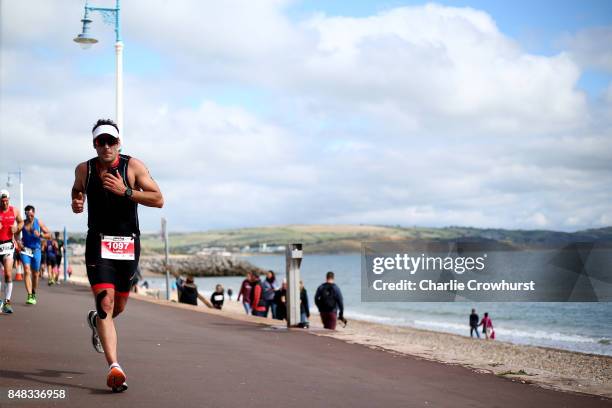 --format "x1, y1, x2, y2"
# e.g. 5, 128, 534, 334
95, 135, 119, 147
